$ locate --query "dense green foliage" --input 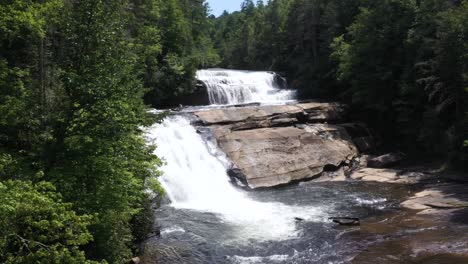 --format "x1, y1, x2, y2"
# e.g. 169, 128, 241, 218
0, 0, 215, 262
0, 180, 95, 263
210, 0, 467, 168
1, 0, 466, 262
131, 0, 220, 106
